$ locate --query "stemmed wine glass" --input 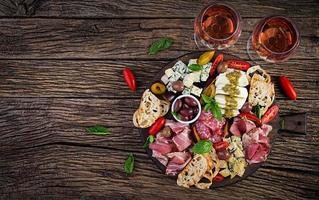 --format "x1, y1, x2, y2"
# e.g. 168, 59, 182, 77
194, 3, 242, 50
247, 16, 300, 63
